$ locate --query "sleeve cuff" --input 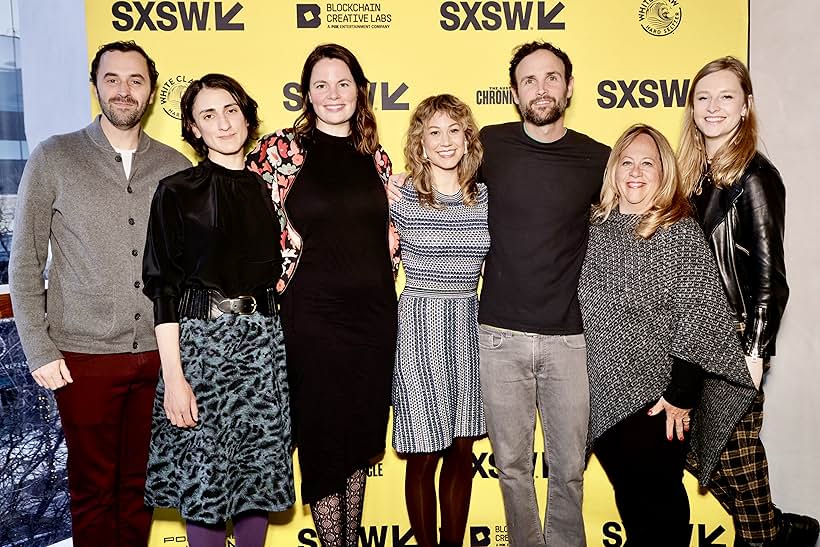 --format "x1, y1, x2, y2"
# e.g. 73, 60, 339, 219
663, 356, 704, 409
153, 297, 179, 325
